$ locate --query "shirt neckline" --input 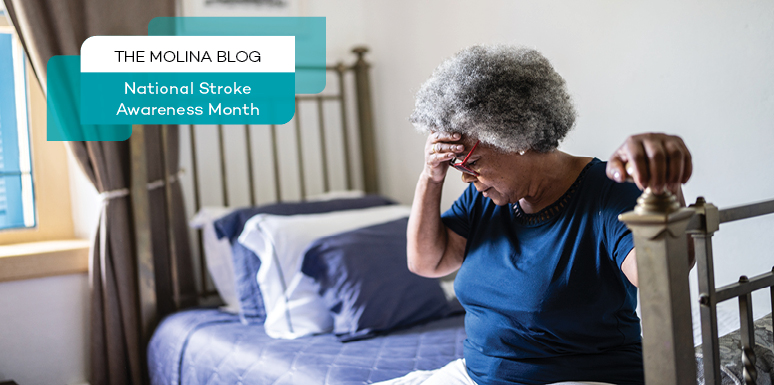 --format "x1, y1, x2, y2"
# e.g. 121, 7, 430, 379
512, 158, 598, 227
